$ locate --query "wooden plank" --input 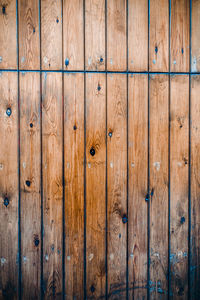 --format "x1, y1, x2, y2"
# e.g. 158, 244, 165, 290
128, 74, 148, 299
170, 0, 189, 72
0, 72, 18, 299
170, 75, 189, 299
64, 73, 84, 299
149, 74, 169, 299
190, 75, 200, 299
63, 0, 84, 70
107, 0, 127, 71
191, 0, 200, 72
41, 0, 62, 70
128, 0, 148, 71
107, 73, 127, 298
86, 73, 106, 298
42, 72, 63, 299
18, 0, 40, 70
149, 0, 169, 72
85, 0, 105, 71
20, 72, 41, 299
0, 0, 17, 69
